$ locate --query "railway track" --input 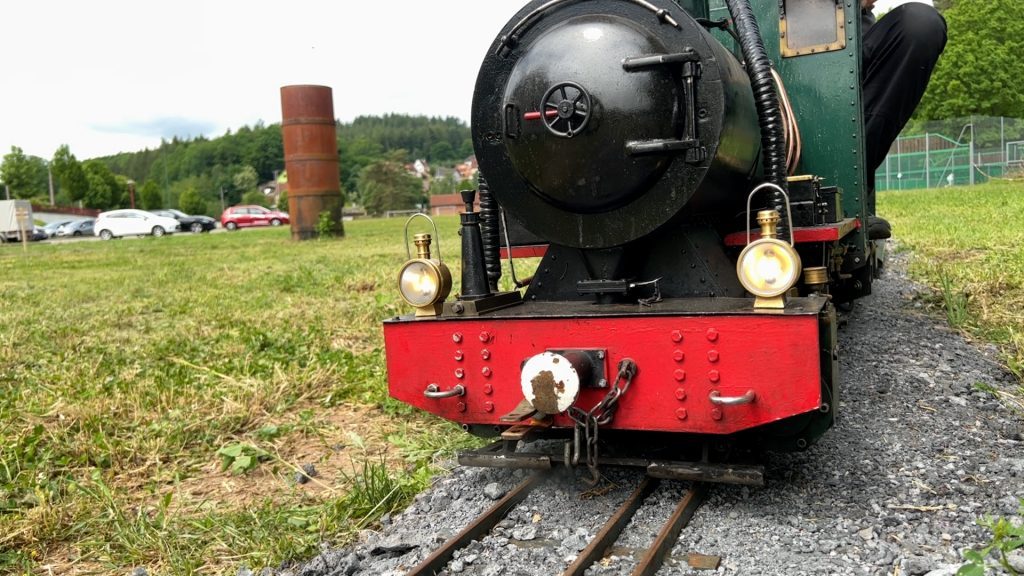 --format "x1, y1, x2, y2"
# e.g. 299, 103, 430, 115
407, 471, 714, 576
